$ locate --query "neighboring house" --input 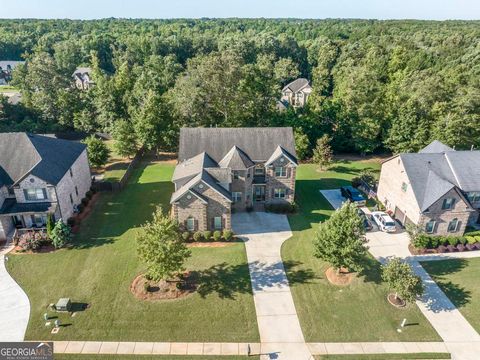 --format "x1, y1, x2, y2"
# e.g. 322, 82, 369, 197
0, 61, 24, 85
377, 140, 480, 236
170, 127, 298, 231
280, 78, 312, 108
73, 67, 94, 90
0, 133, 92, 240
